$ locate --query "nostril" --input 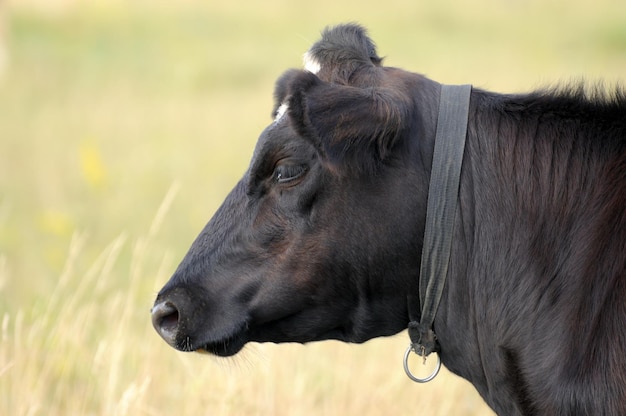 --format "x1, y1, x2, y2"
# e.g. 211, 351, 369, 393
159, 306, 179, 332
151, 301, 180, 345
